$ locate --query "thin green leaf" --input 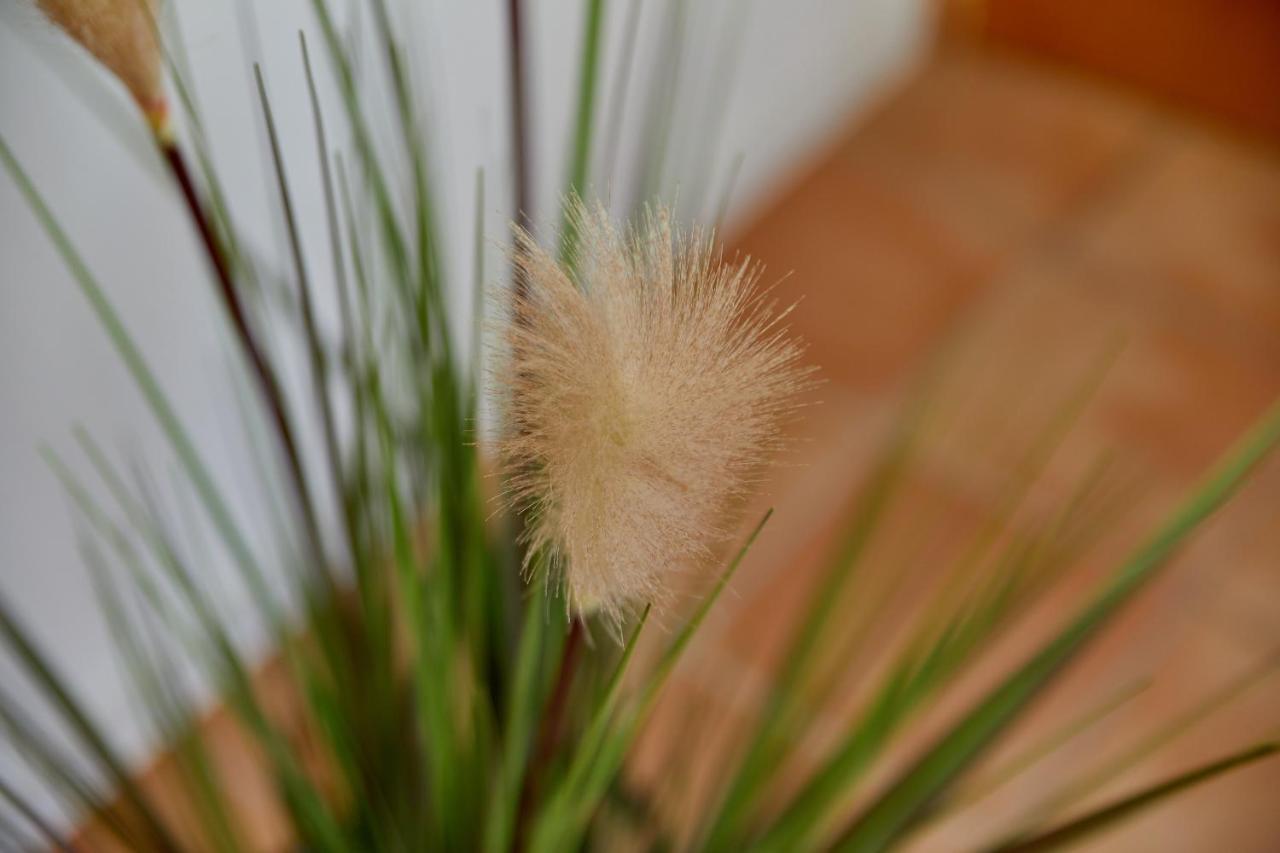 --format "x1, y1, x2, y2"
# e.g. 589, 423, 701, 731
47, 445, 345, 852
532, 510, 773, 853
0, 773, 76, 852
558, 0, 607, 262
0, 595, 177, 851
0, 135, 283, 637
469, 167, 486, 415
700, 409, 920, 850
81, 536, 241, 853
1013, 650, 1279, 831
597, 0, 643, 189
632, 0, 687, 213
486, 574, 559, 853
941, 676, 1151, 814
252, 63, 340, 587
374, 382, 456, 848
684, 0, 752, 219
309, 0, 411, 284
990, 741, 1280, 853
725, 352, 1118, 852
823, 398, 1280, 853
0, 693, 139, 848
528, 610, 651, 853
